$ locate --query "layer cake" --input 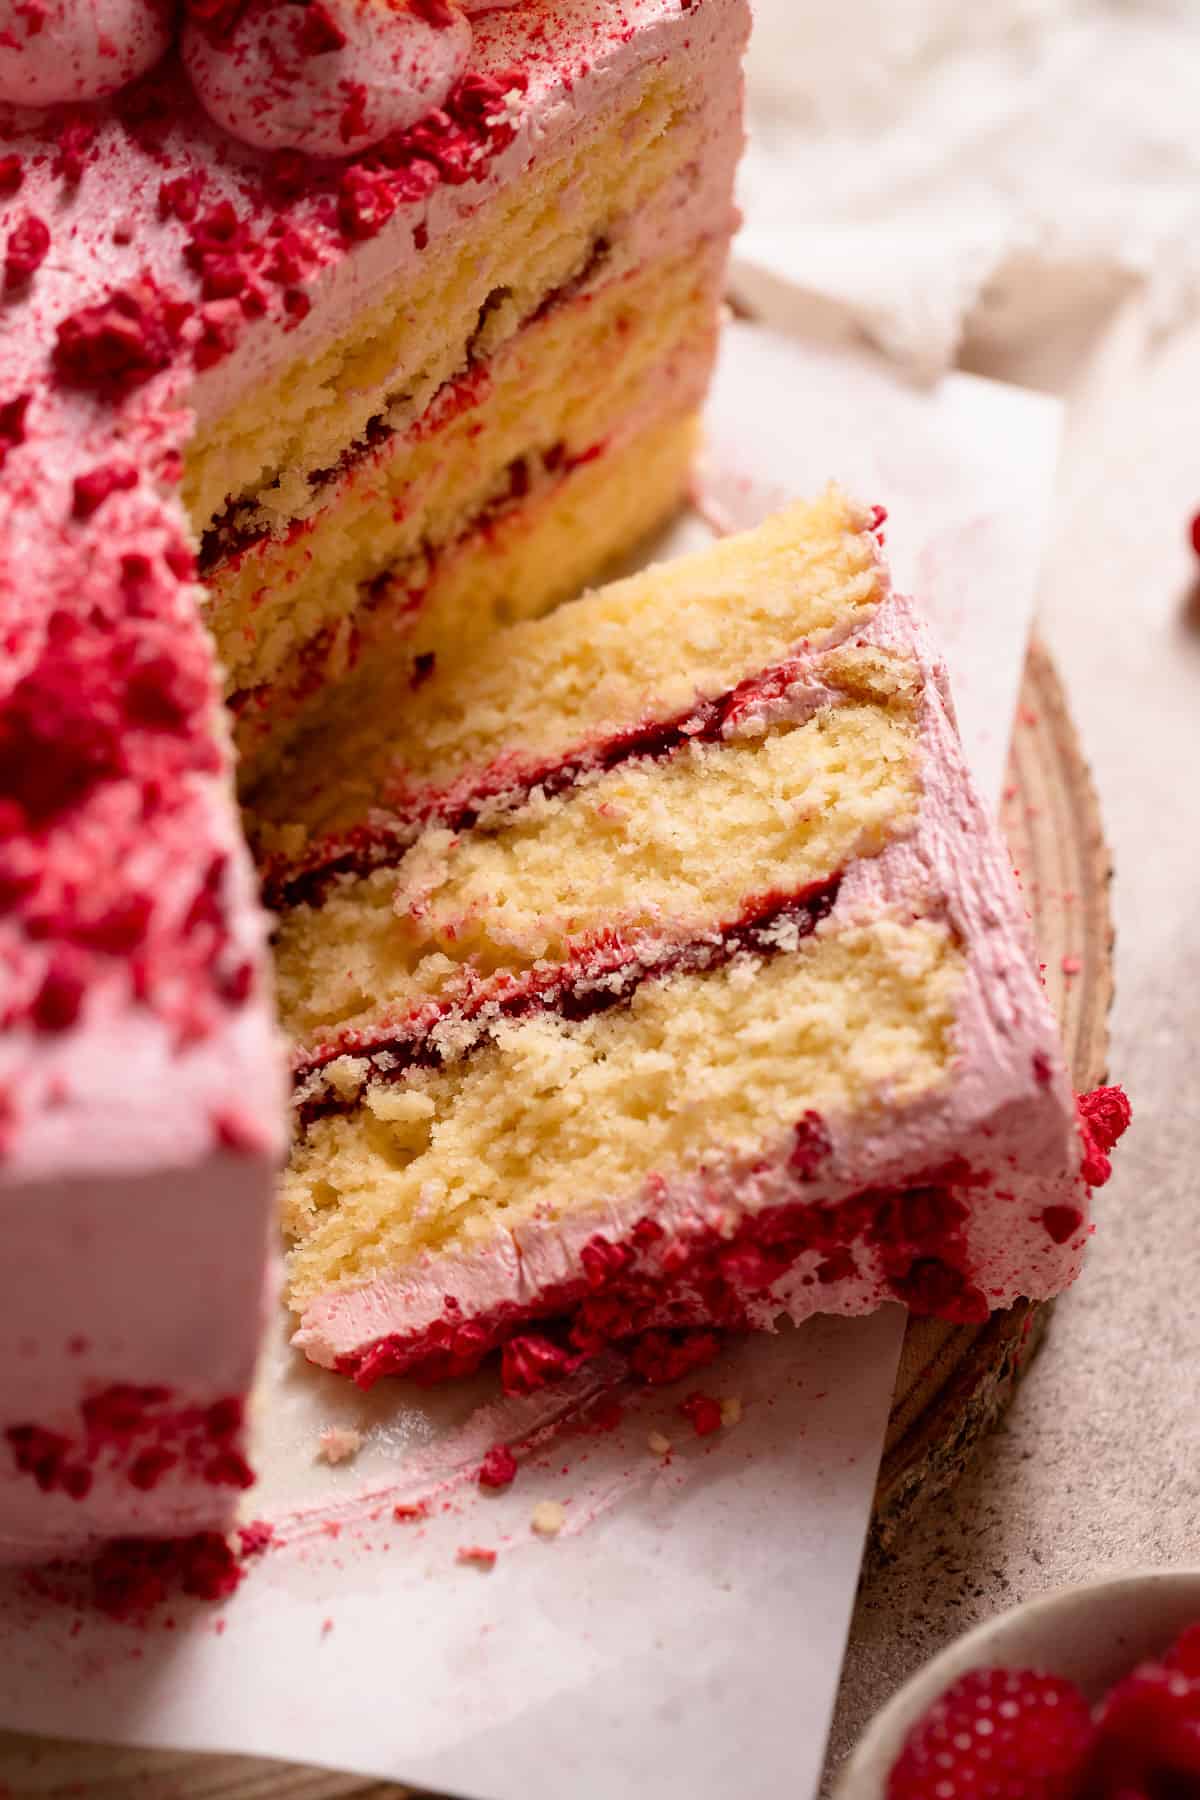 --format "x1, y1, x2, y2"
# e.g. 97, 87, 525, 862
262, 491, 1130, 1394
0, 0, 749, 1561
